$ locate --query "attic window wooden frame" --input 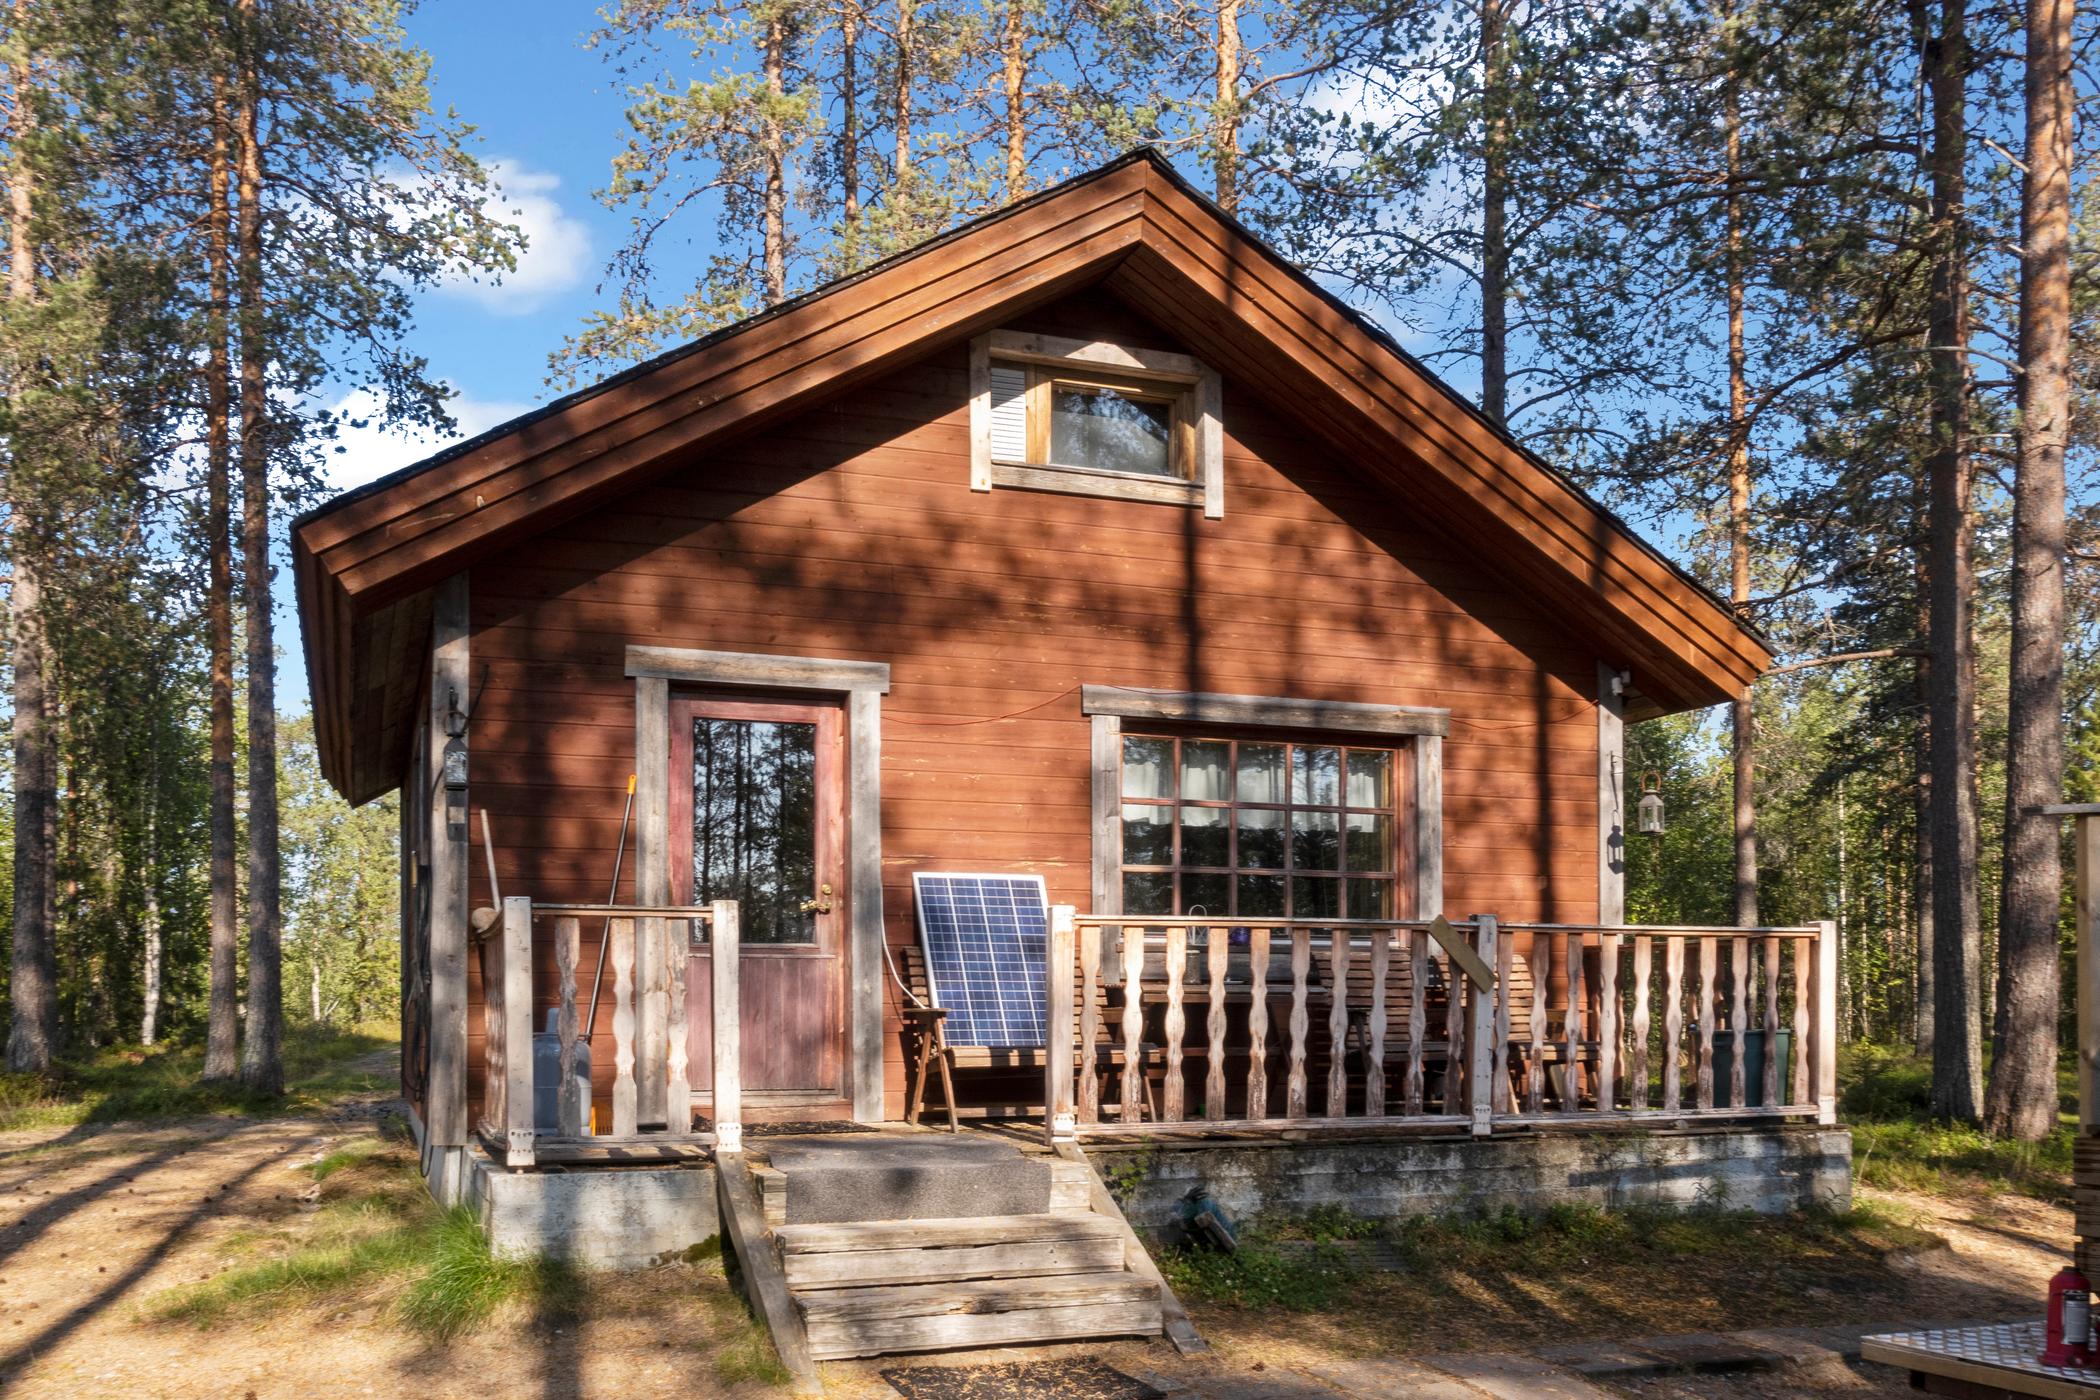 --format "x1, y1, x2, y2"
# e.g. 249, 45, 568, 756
969, 330, 1224, 517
